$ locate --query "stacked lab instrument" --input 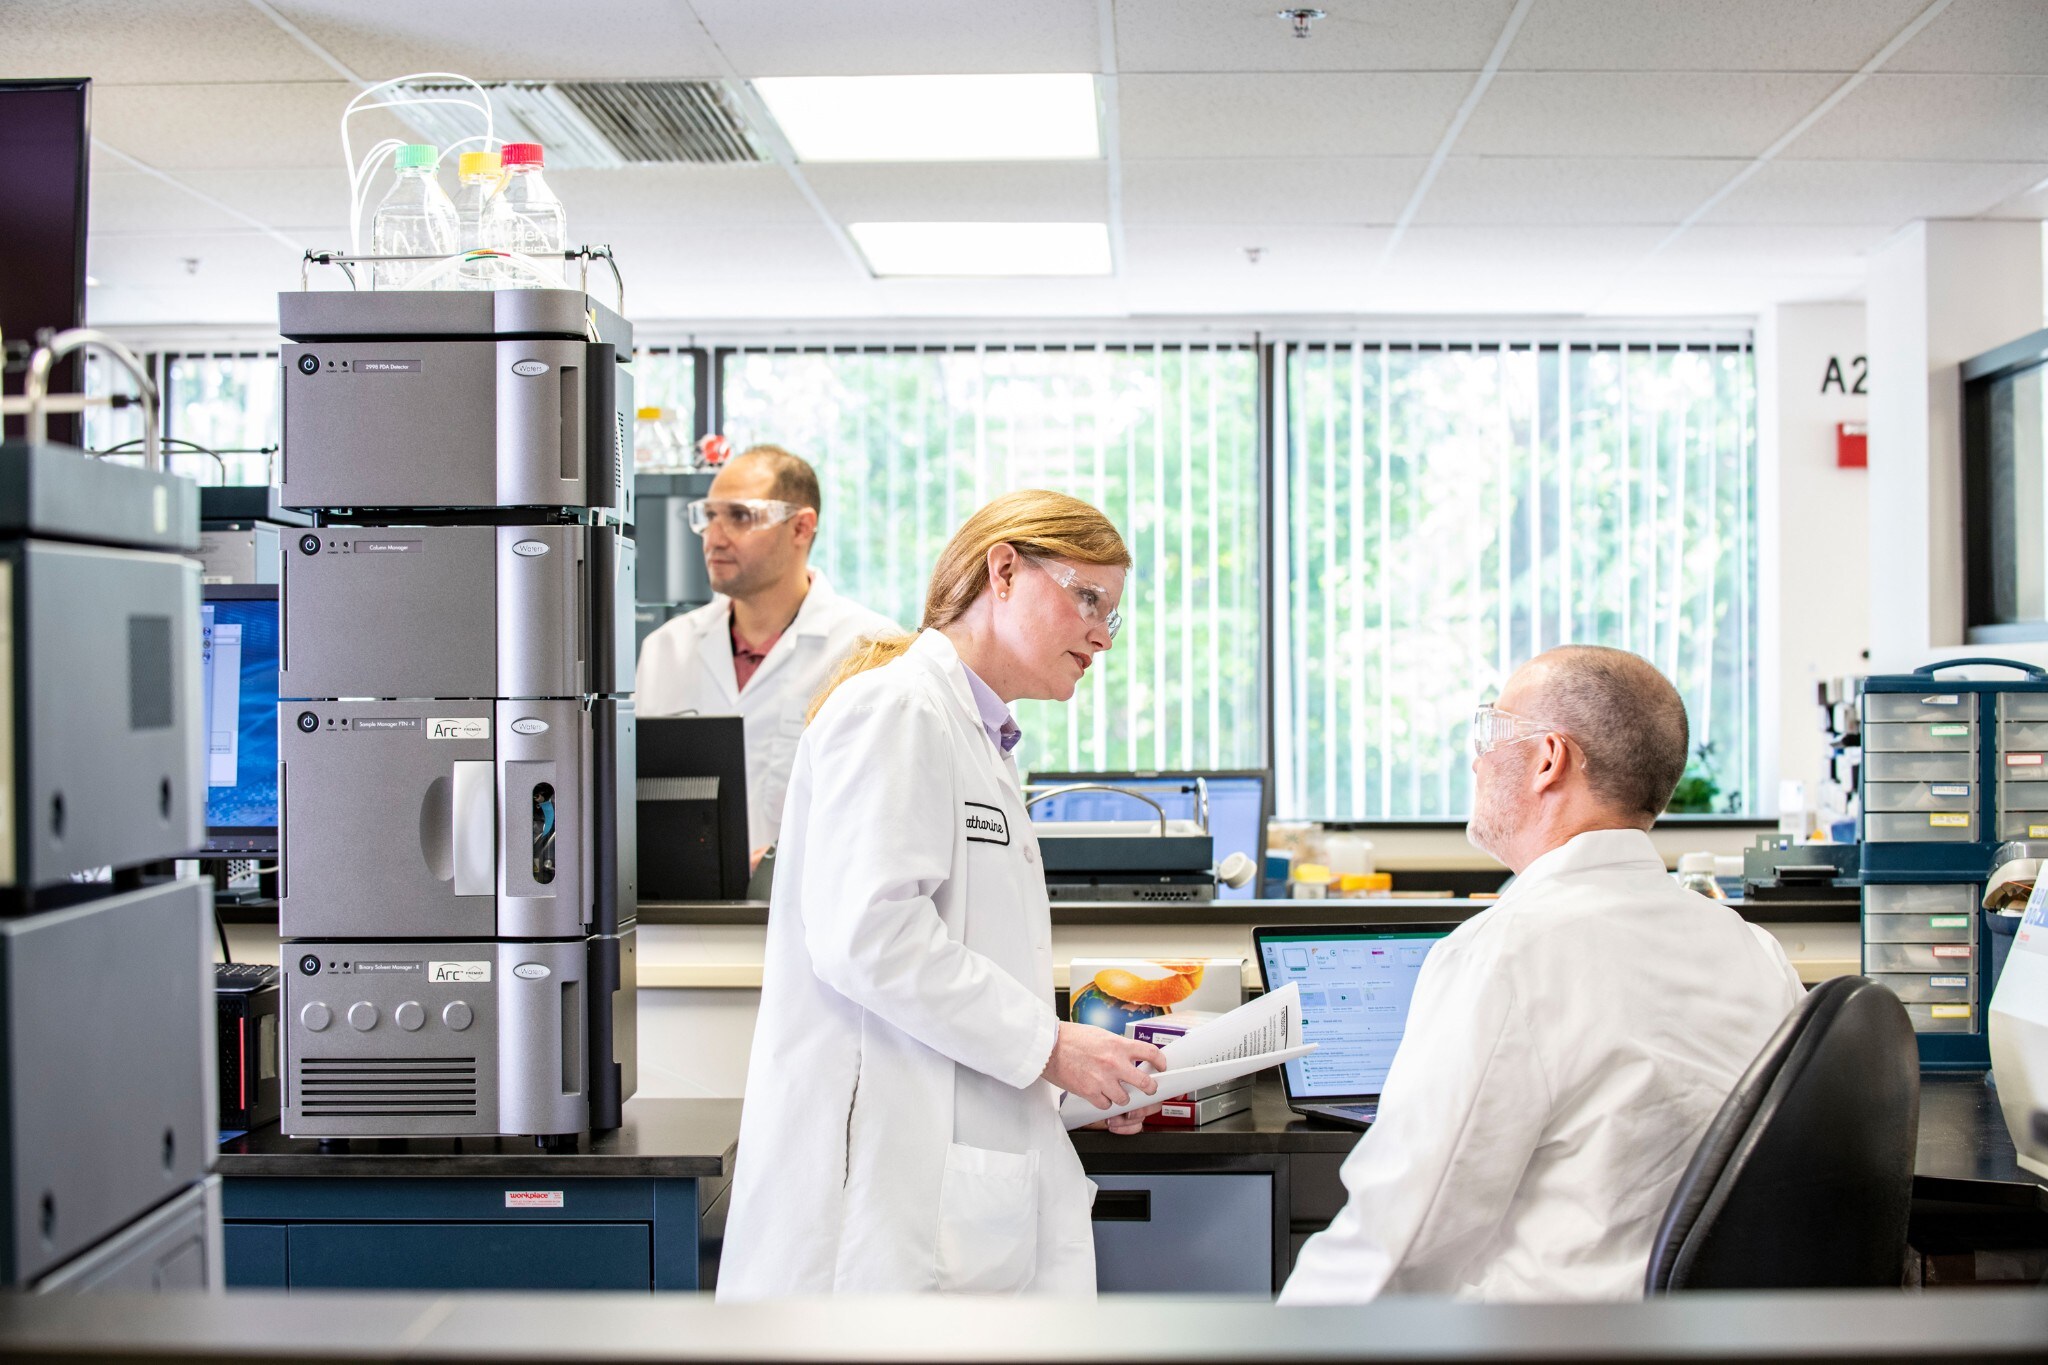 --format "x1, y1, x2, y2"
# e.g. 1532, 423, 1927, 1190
274, 289, 638, 1140
1859, 658, 2048, 1070
0, 335, 220, 1290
